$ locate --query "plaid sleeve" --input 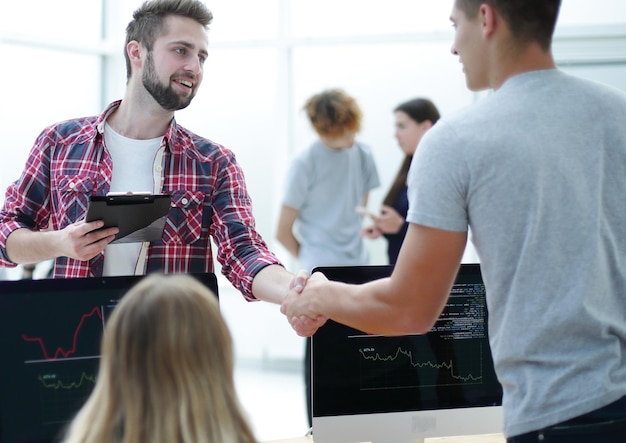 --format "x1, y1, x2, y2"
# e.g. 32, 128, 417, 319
0, 128, 54, 265
209, 148, 281, 299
